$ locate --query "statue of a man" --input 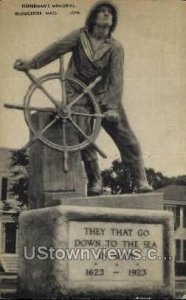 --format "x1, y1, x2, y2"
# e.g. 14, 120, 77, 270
14, 0, 153, 196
